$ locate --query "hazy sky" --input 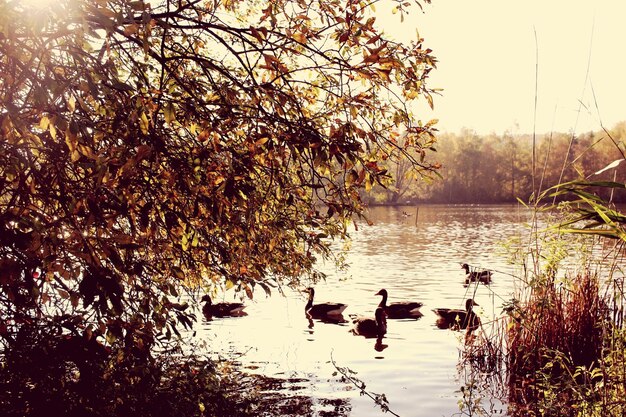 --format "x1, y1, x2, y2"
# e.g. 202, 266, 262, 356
382, 0, 626, 135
